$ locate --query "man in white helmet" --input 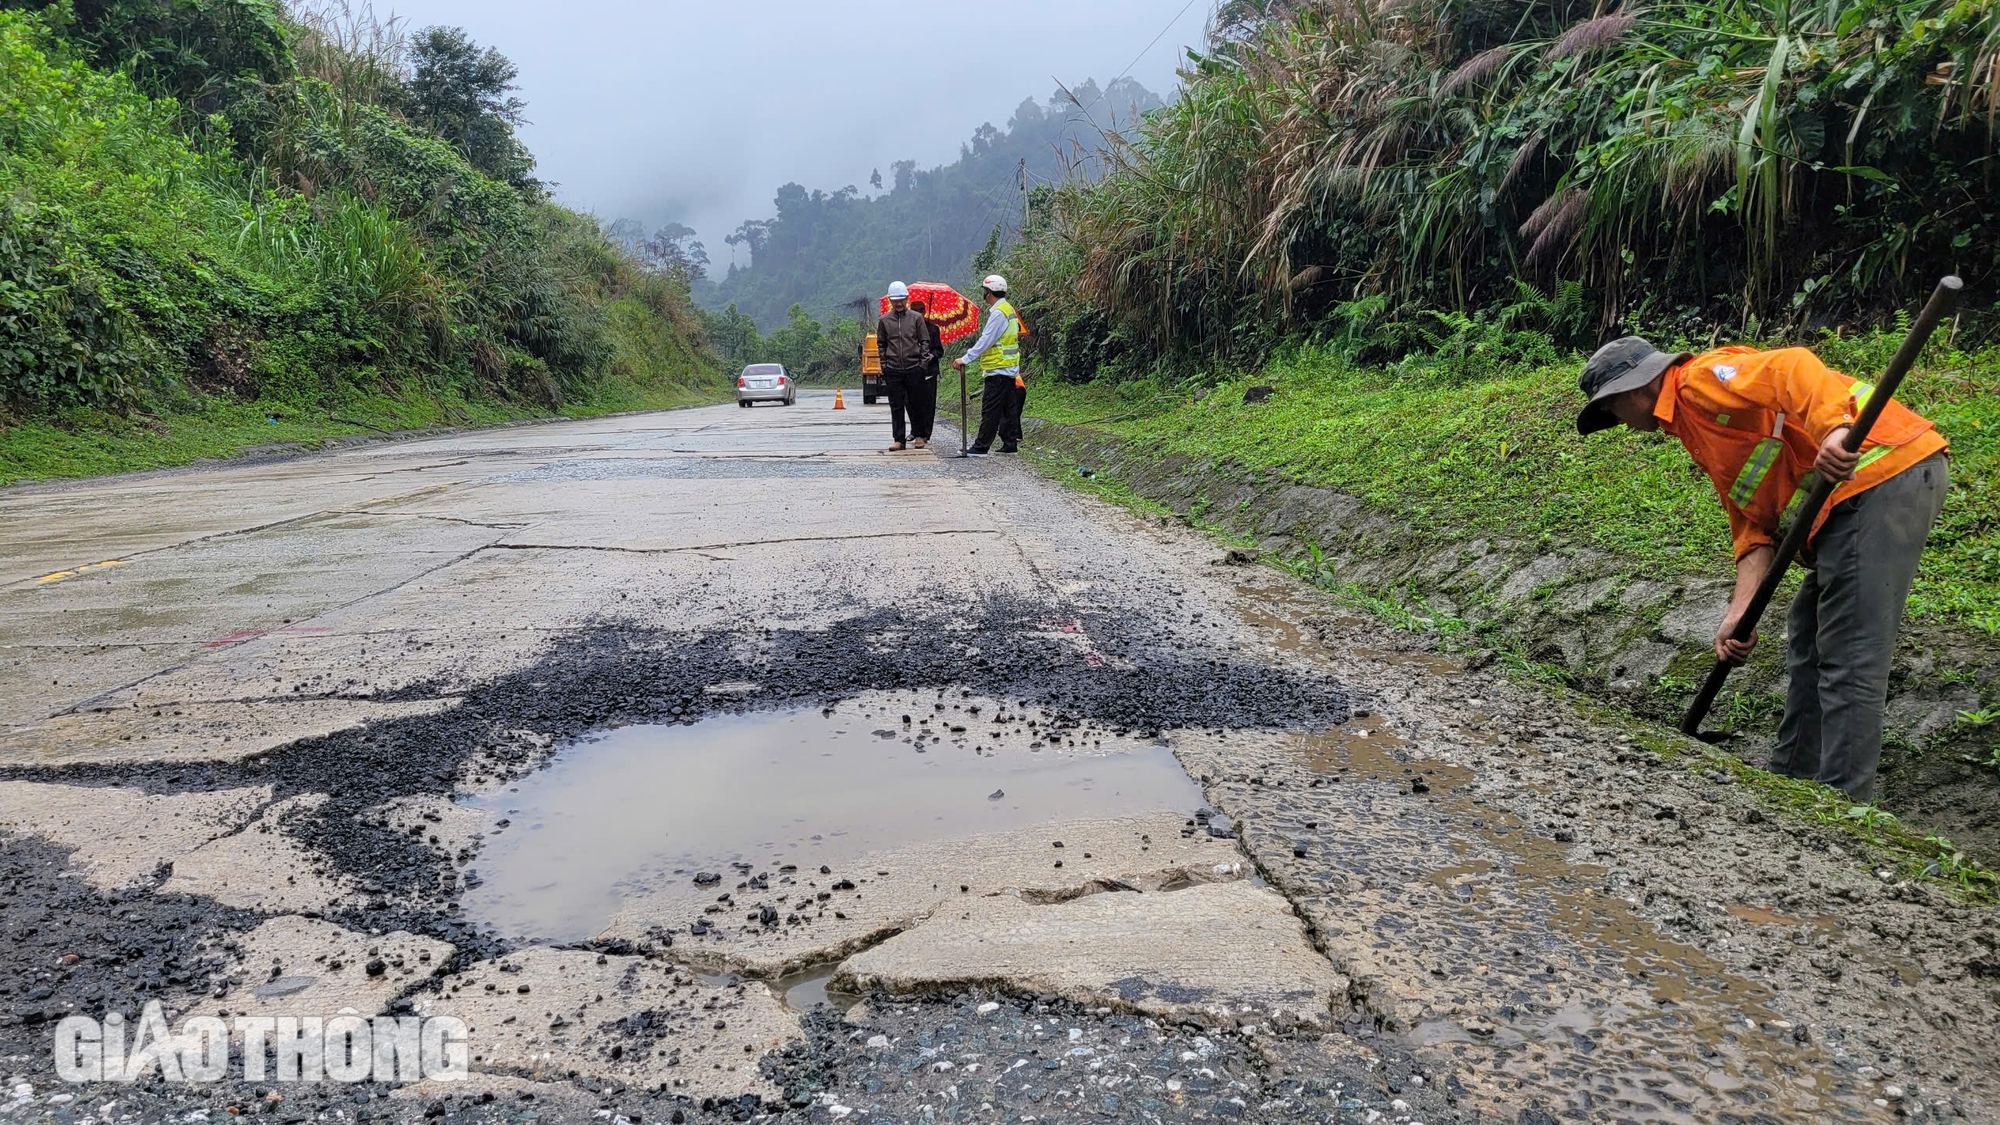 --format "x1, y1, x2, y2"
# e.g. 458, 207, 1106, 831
952, 274, 1027, 456
875, 281, 936, 451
